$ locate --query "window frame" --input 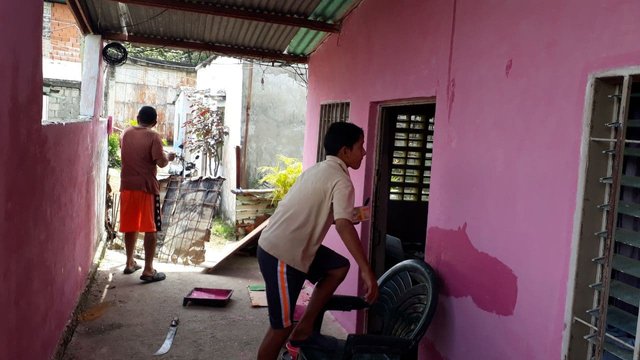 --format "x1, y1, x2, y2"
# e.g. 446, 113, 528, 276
566, 69, 640, 360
